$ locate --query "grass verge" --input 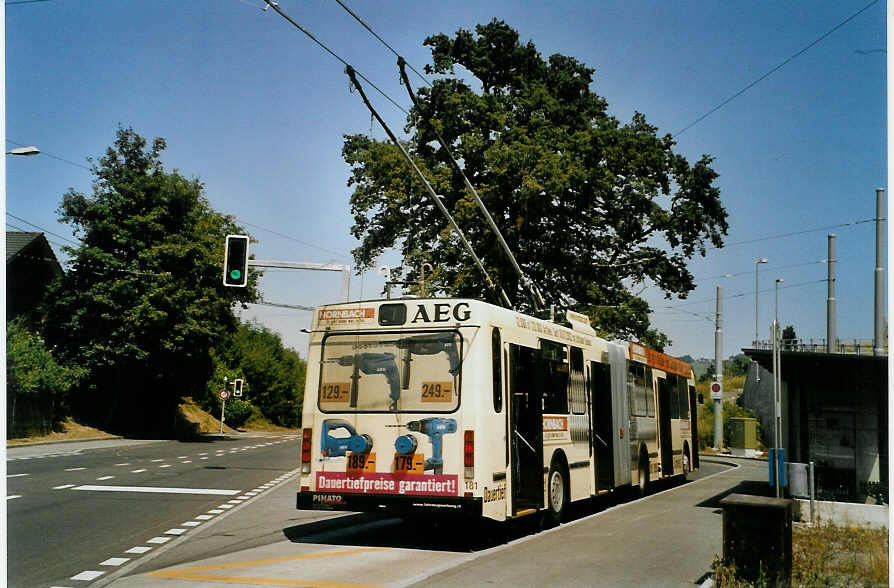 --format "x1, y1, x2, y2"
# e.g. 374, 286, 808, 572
712, 520, 888, 587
